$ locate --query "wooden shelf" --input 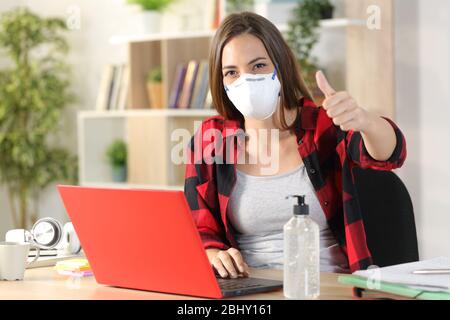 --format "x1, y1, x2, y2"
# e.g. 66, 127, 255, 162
277, 18, 366, 33
79, 109, 218, 119
110, 19, 365, 45
78, 108, 212, 188
110, 29, 215, 45
320, 18, 366, 28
